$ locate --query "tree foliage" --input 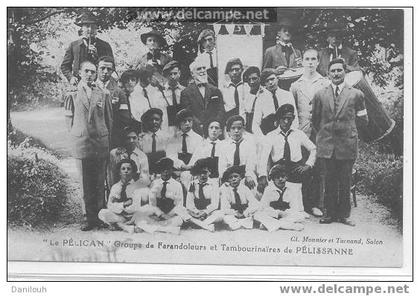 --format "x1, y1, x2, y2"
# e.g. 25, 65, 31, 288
7, 7, 404, 104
